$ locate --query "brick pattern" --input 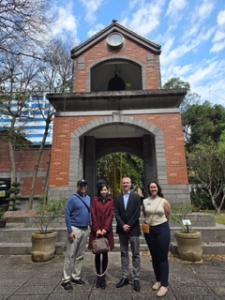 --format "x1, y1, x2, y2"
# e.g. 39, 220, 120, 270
49, 116, 99, 187
49, 112, 188, 189
0, 140, 50, 196
74, 36, 160, 92
136, 113, 188, 184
